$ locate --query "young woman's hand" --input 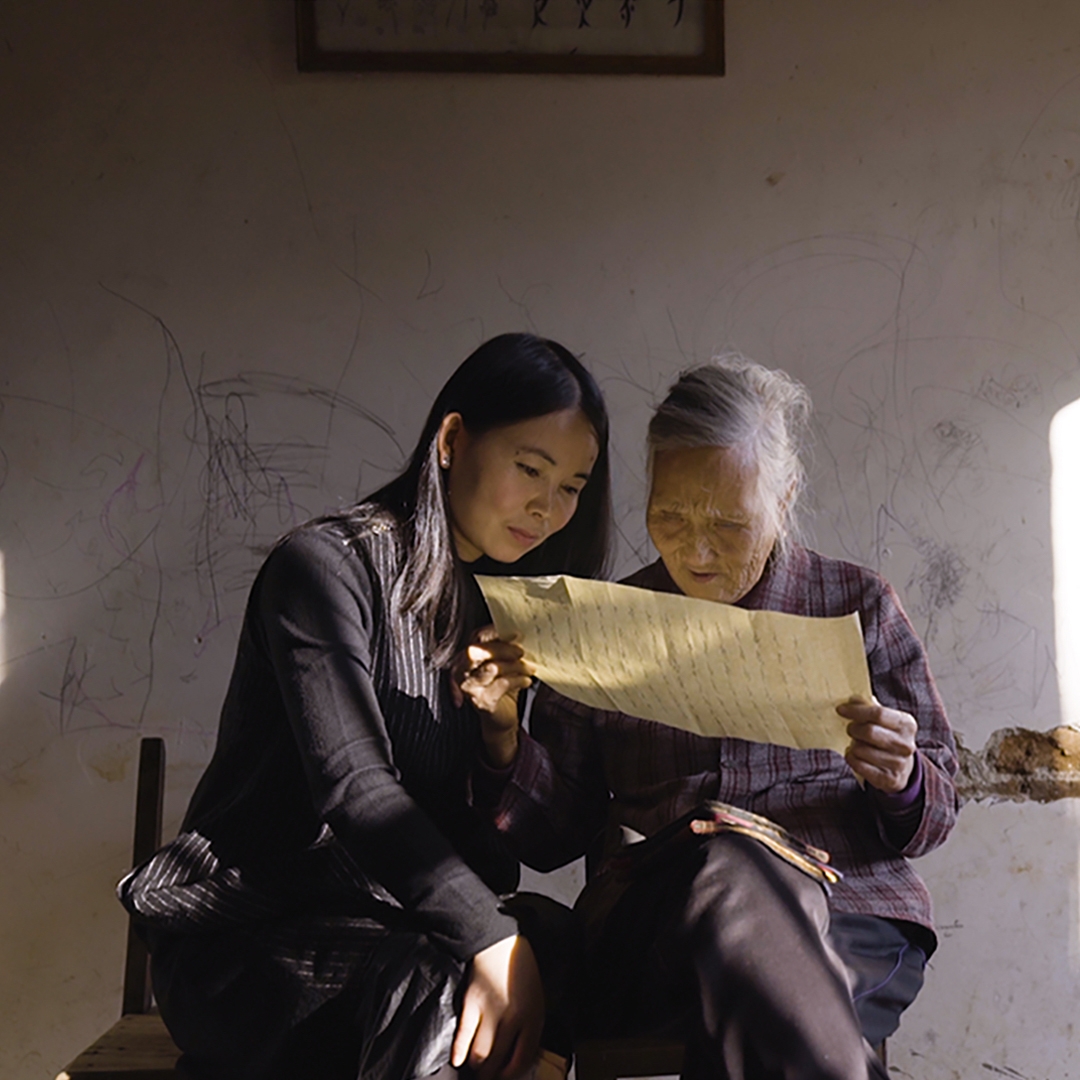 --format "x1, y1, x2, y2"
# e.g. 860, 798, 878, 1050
451, 626, 535, 767
451, 934, 545, 1080
837, 694, 918, 793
